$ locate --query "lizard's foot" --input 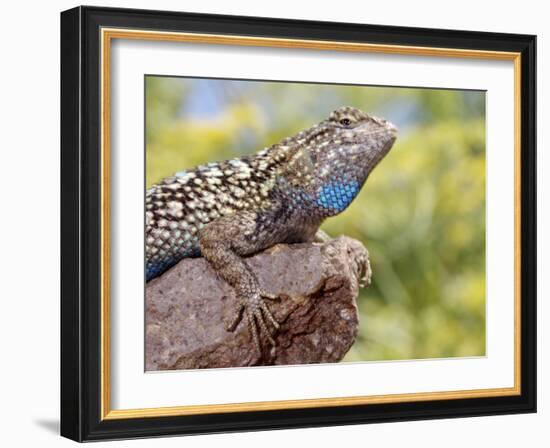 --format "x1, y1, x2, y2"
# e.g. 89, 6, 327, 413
227, 290, 280, 351
358, 248, 372, 288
